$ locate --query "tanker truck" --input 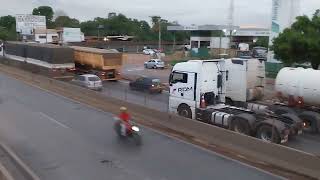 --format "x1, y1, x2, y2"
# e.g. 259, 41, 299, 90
71, 46, 122, 81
